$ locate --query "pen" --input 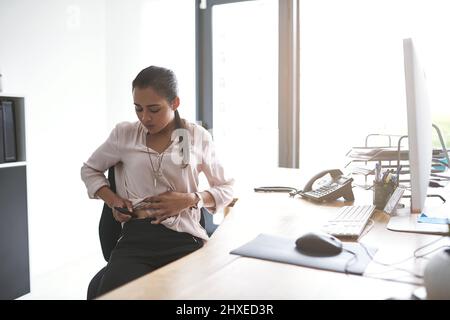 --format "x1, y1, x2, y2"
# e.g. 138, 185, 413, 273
381, 170, 389, 183
375, 163, 381, 182
391, 174, 397, 185
396, 165, 403, 183
386, 173, 392, 184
